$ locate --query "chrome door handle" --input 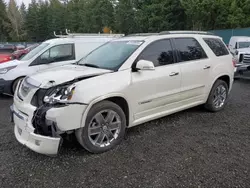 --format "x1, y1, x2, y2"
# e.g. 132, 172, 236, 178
169, 72, 179, 76
203, 65, 211, 70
